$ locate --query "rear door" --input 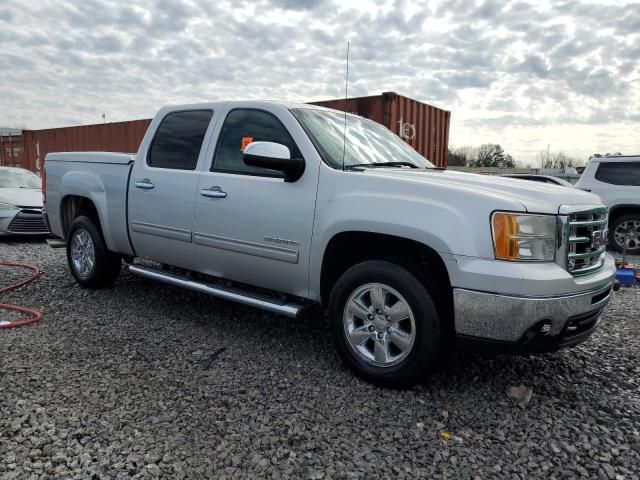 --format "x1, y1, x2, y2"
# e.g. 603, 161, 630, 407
128, 109, 215, 269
